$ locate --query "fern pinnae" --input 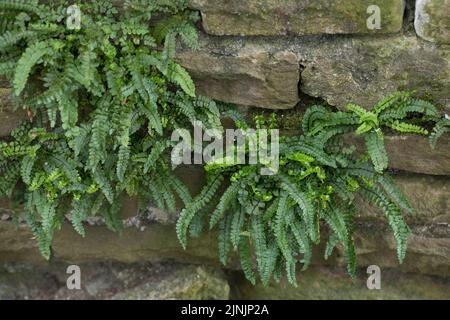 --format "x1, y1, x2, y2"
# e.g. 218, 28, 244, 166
323, 205, 356, 277
230, 207, 245, 249
365, 130, 388, 173
429, 118, 450, 149
377, 174, 414, 214
176, 175, 223, 249
209, 180, 240, 229
167, 173, 192, 206
290, 219, 312, 270
360, 184, 410, 263
218, 213, 232, 266
20, 154, 35, 185
280, 176, 318, 243
13, 41, 50, 96
251, 215, 267, 280
274, 192, 297, 285
238, 235, 257, 285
